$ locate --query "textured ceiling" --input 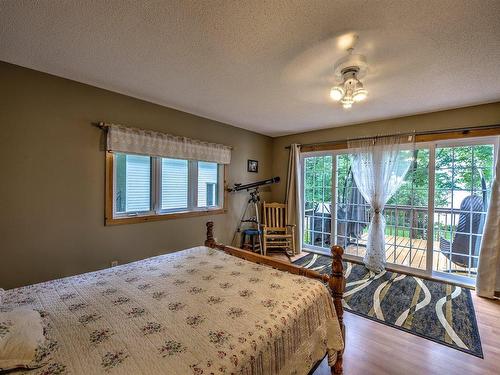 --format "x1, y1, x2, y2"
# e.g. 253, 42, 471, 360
1, 1, 500, 136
